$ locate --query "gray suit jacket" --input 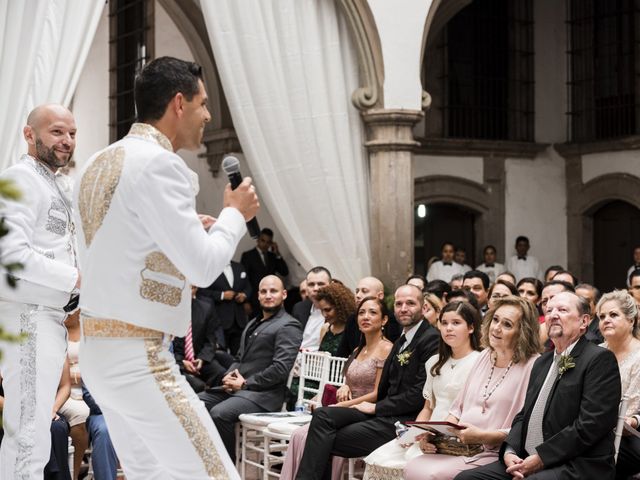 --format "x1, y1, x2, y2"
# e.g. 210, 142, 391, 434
227, 307, 302, 411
